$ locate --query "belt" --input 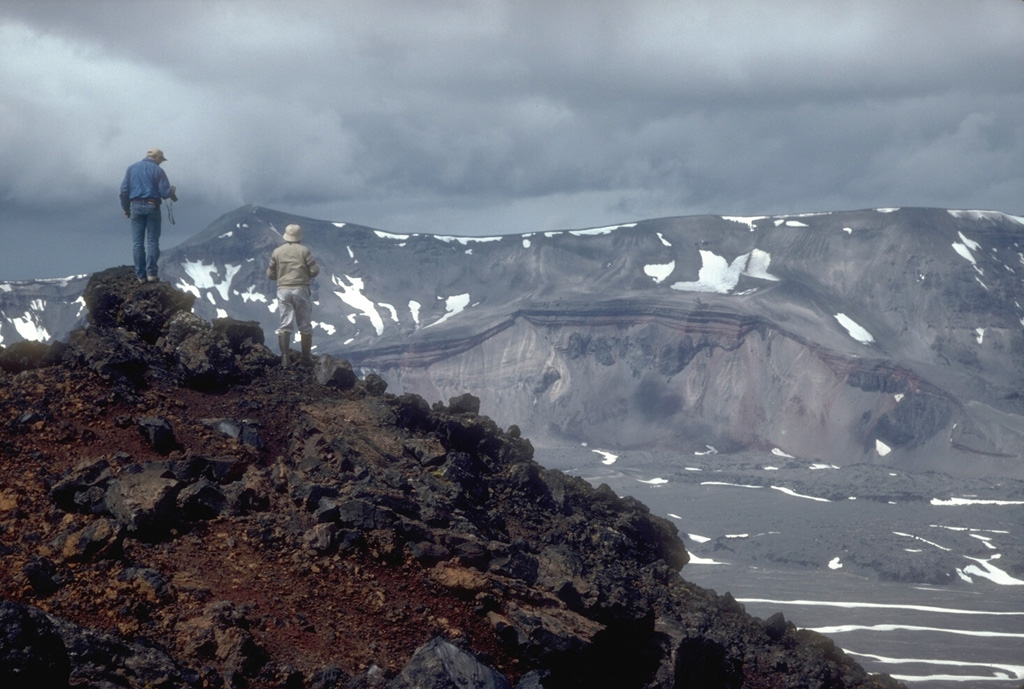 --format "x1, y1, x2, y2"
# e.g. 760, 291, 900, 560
132, 198, 159, 204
